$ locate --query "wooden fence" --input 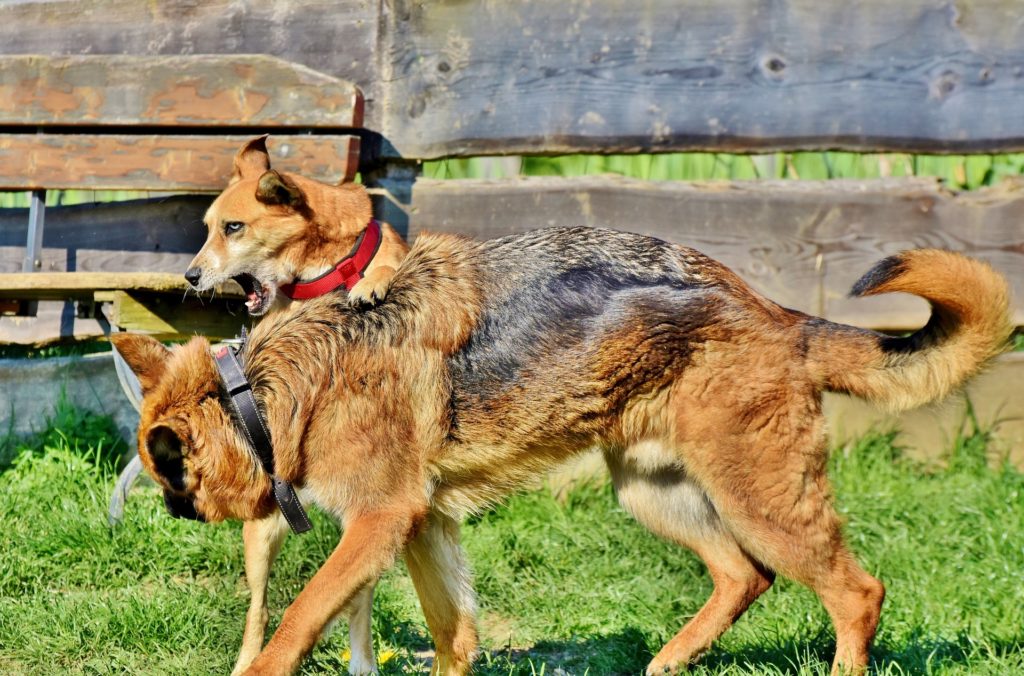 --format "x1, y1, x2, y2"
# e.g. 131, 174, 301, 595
1, 0, 1022, 335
